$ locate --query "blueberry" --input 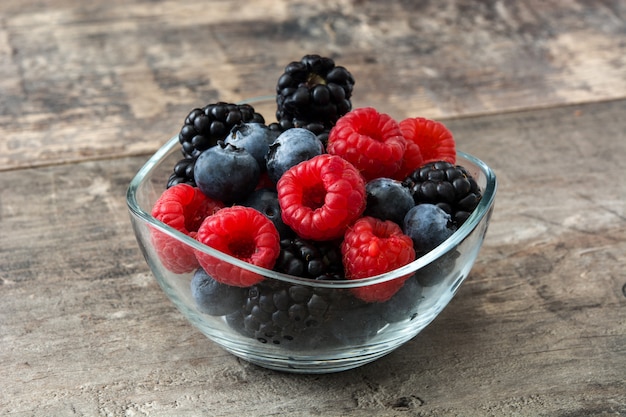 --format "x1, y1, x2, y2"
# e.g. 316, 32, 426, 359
403, 204, 455, 255
224, 123, 279, 170
241, 188, 294, 239
194, 142, 260, 204
377, 276, 423, 323
326, 297, 387, 346
415, 249, 460, 287
191, 268, 247, 316
266, 128, 324, 184
364, 178, 415, 226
